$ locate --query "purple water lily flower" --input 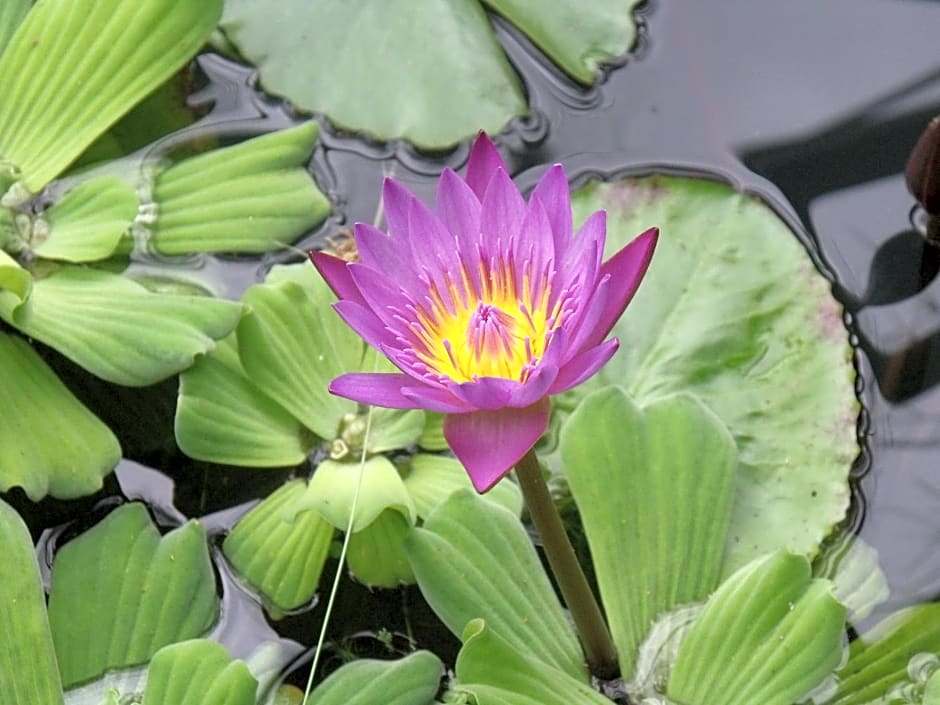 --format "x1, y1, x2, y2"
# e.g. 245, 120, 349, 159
311, 134, 657, 492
